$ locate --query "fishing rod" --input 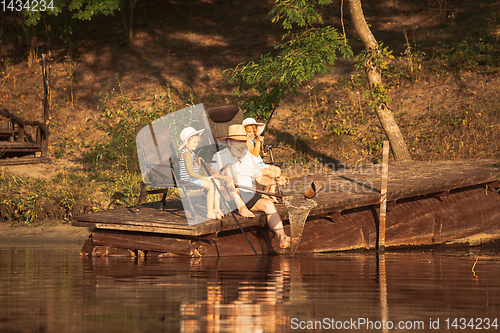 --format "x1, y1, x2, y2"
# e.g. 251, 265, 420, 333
200, 161, 261, 261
